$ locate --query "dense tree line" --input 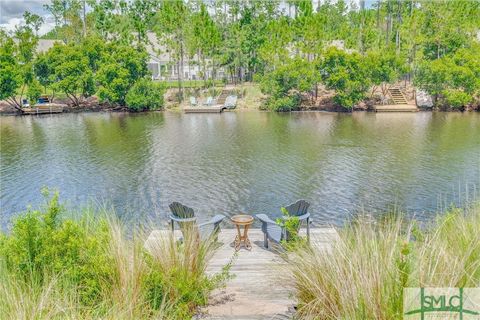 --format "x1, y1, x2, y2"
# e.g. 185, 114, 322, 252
1, 0, 479, 111
0, 20, 163, 112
